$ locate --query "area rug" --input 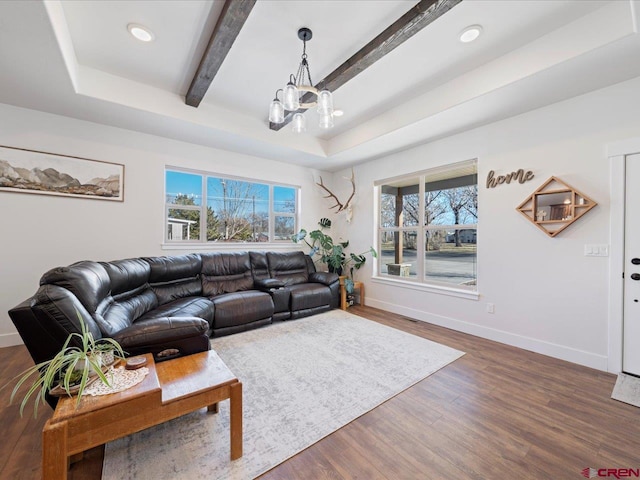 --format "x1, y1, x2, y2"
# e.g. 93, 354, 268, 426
102, 309, 464, 480
612, 372, 640, 408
